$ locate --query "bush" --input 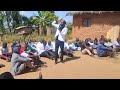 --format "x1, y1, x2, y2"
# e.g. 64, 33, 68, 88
2, 32, 56, 43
